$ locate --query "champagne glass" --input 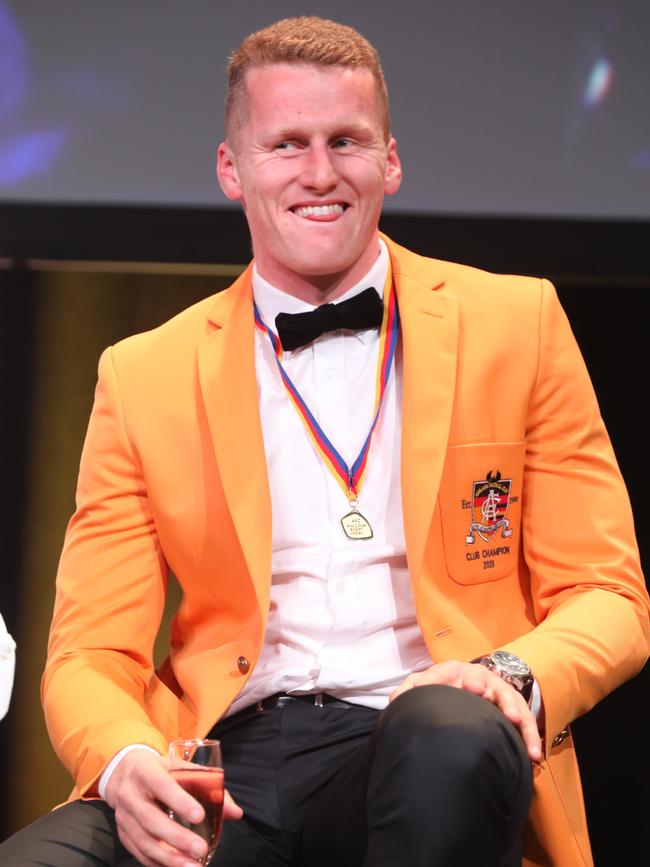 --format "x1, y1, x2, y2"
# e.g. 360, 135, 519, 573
168, 738, 224, 864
